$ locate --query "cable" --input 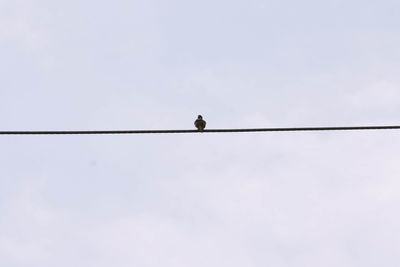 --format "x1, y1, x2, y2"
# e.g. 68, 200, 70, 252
0, 125, 399, 135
